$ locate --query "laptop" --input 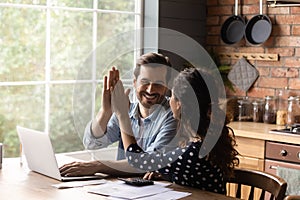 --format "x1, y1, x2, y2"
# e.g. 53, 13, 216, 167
16, 126, 107, 182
